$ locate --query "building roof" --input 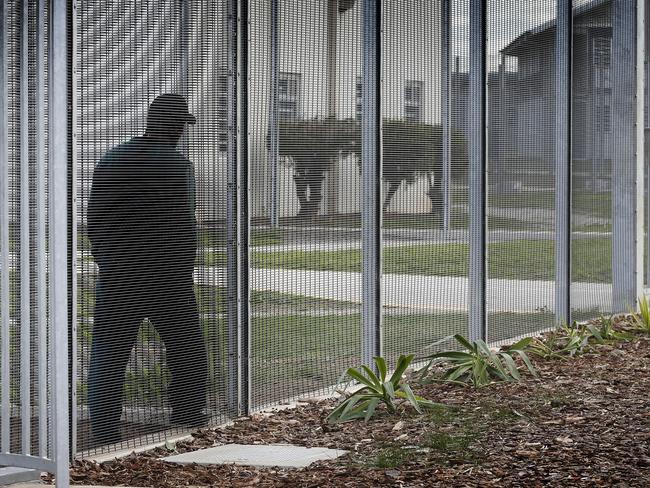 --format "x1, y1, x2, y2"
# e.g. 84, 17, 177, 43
501, 0, 610, 56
